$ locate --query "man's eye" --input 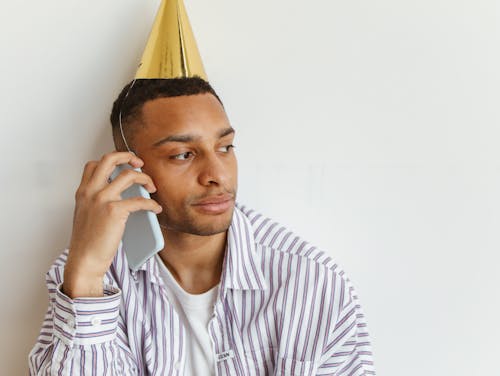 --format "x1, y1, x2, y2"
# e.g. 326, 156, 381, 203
171, 152, 193, 160
171, 145, 235, 161
221, 144, 235, 152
